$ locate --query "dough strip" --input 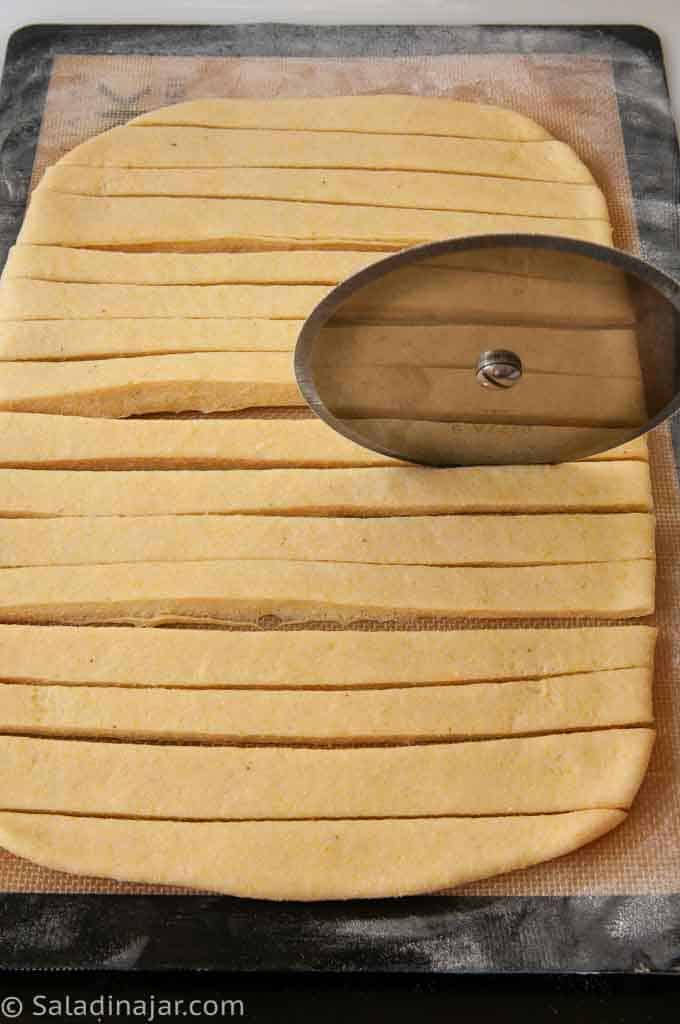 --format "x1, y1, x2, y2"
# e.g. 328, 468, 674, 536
0, 463, 653, 517
18, 192, 612, 251
0, 809, 626, 900
0, 413, 648, 469
0, 356, 644, 422
0, 668, 652, 743
130, 95, 554, 141
0, 729, 654, 817
42, 165, 609, 220
0, 353, 301, 417
0, 558, 655, 623
61, 127, 595, 183
0, 513, 655, 568
0, 623, 656, 688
